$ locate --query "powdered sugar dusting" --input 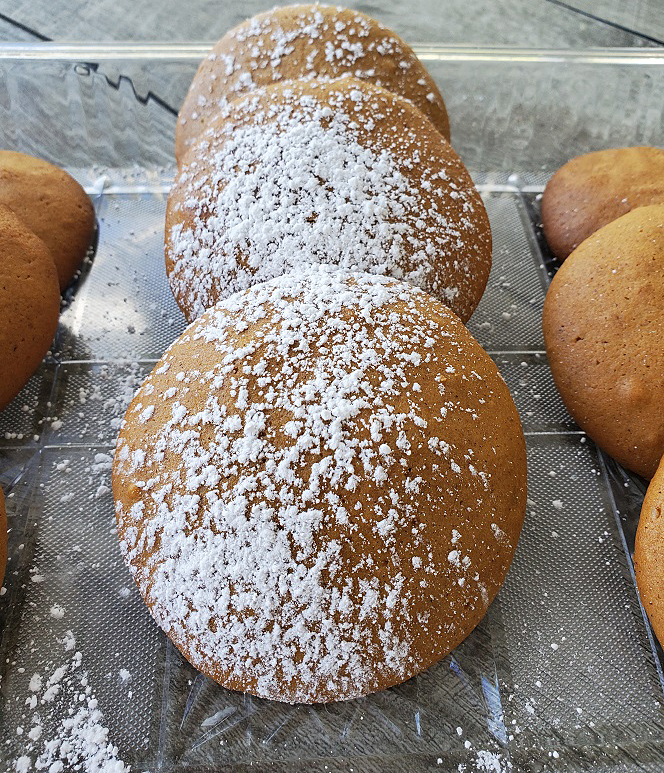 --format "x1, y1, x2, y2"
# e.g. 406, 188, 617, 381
168, 80, 489, 322
176, 4, 449, 156
114, 267, 524, 703
230, 6, 384, 73
10, 636, 129, 772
